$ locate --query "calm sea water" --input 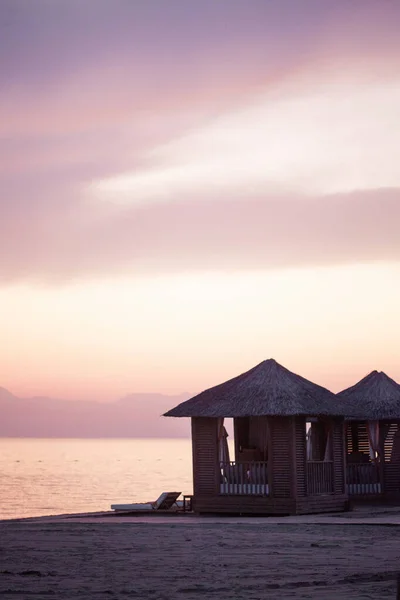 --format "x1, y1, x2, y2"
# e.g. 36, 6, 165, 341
0, 438, 197, 520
